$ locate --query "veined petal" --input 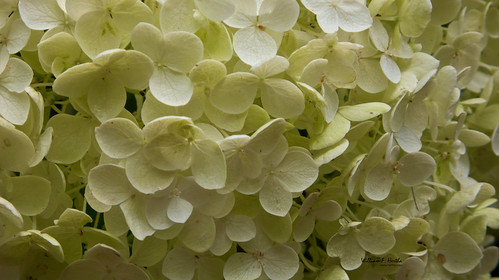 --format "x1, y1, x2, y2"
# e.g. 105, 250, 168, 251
88, 164, 135, 205
258, 0, 299, 32
233, 26, 278, 66
18, 0, 66, 30
161, 31, 204, 73
95, 118, 143, 159
316, 7, 339, 34
125, 151, 176, 194
223, 0, 257, 28
336, 0, 372, 32
167, 197, 193, 223
195, 0, 235, 22
87, 74, 126, 122
210, 72, 259, 114
150, 67, 193, 107
160, 0, 200, 33
0, 89, 30, 125
261, 244, 299, 279
260, 78, 305, 119
120, 195, 155, 240
274, 149, 318, 193
260, 178, 293, 217
192, 139, 227, 190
